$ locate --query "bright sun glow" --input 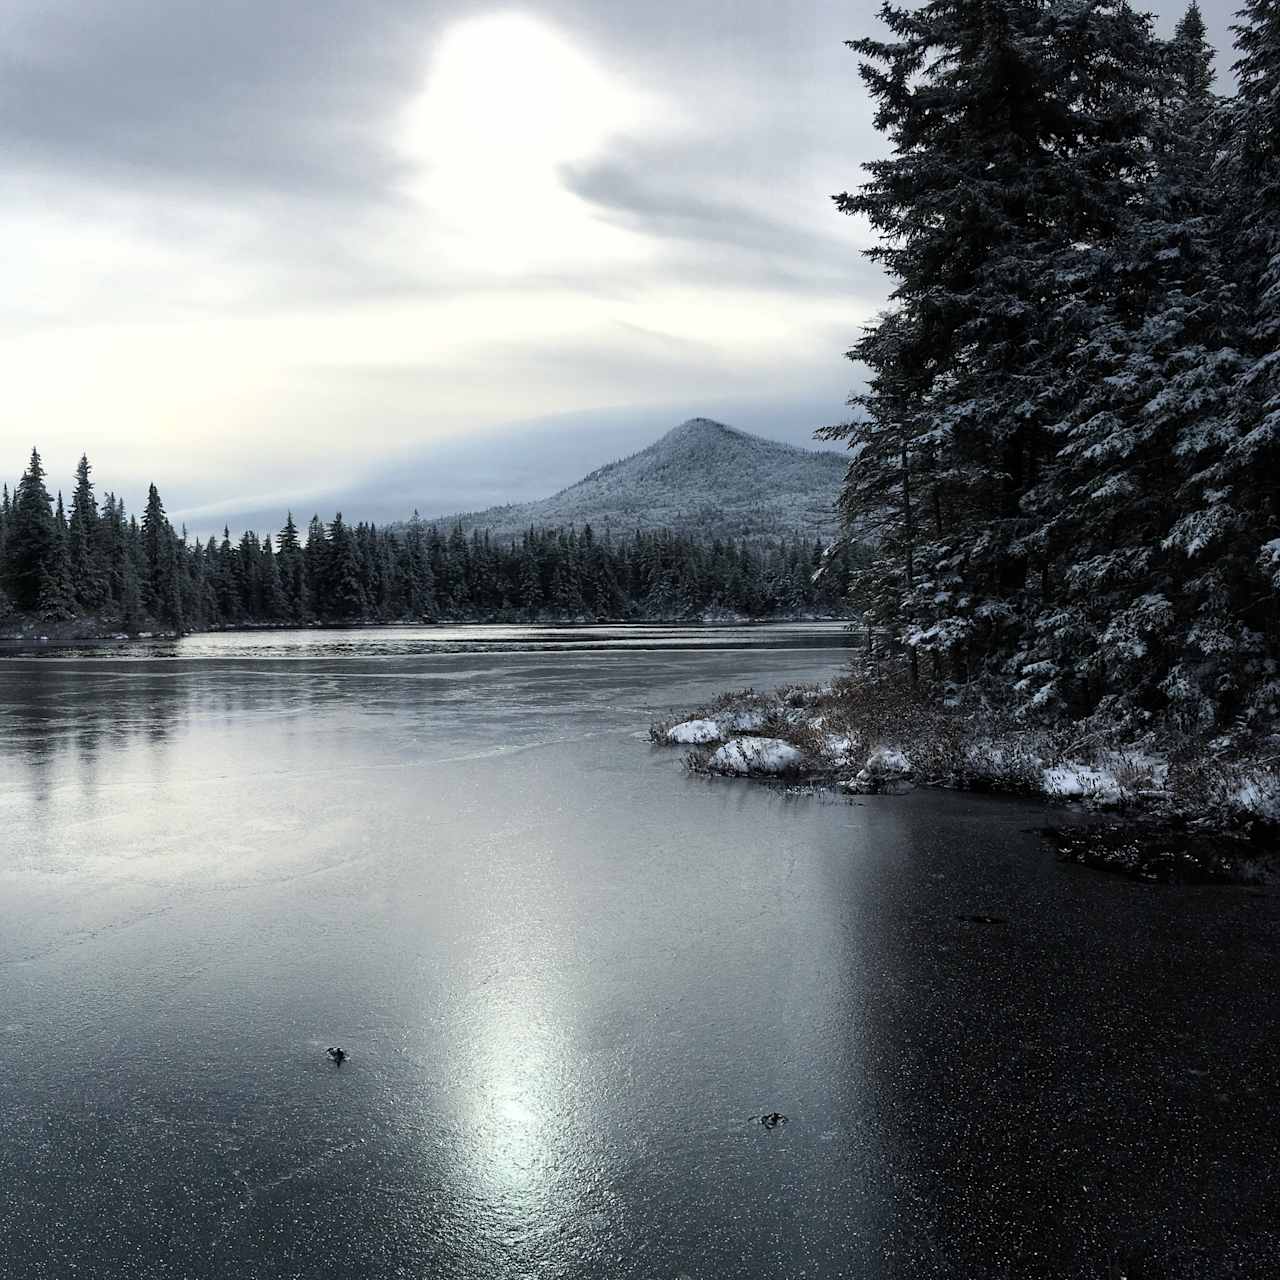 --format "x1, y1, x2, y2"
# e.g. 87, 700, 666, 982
398, 11, 665, 274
